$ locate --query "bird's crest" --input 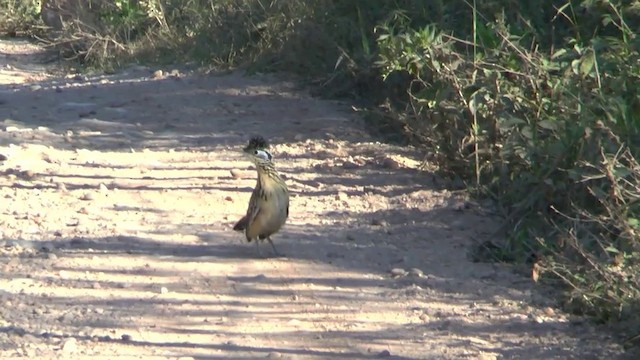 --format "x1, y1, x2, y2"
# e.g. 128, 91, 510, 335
244, 136, 269, 153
